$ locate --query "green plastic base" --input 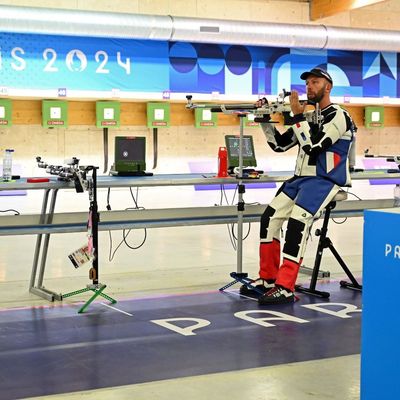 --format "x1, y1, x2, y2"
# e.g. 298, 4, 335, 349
62, 284, 117, 313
